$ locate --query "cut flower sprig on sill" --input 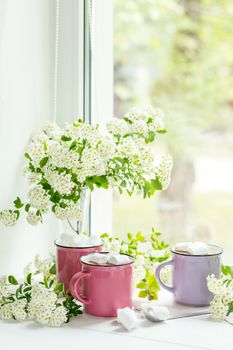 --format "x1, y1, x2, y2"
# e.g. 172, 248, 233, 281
101, 228, 171, 300
207, 265, 233, 323
0, 107, 172, 233
0, 255, 82, 326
